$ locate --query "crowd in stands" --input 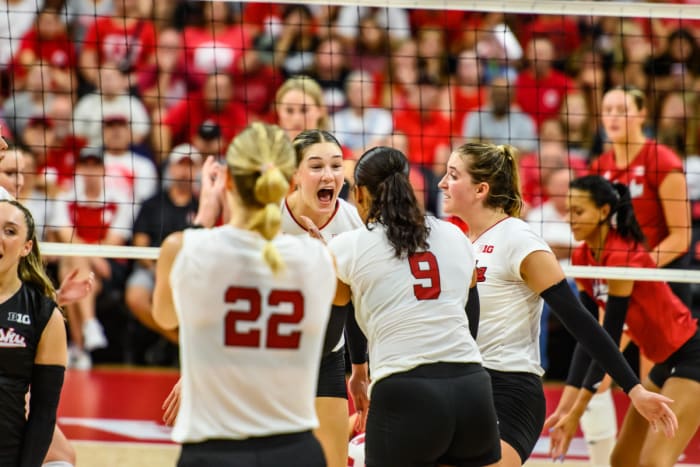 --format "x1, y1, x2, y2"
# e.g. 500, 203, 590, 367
2, 0, 700, 371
